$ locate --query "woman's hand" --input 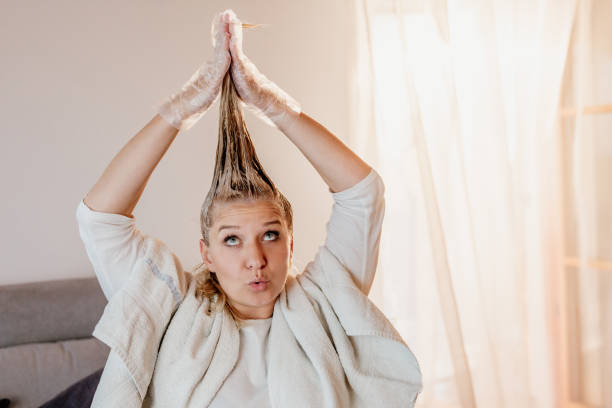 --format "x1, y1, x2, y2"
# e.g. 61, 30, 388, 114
224, 11, 369, 193
157, 10, 232, 131
226, 10, 301, 130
